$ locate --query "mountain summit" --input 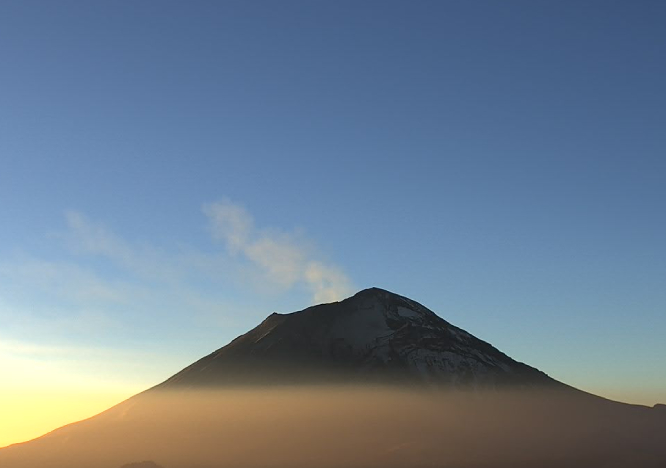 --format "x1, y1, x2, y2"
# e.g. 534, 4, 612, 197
162, 287, 557, 388
2, 287, 665, 468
